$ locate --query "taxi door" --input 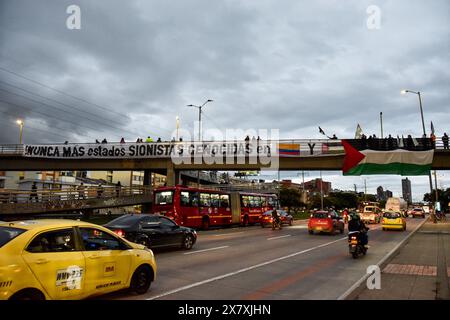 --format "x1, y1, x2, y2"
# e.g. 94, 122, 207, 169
78, 227, 131, 296
21, 227, 86, 299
